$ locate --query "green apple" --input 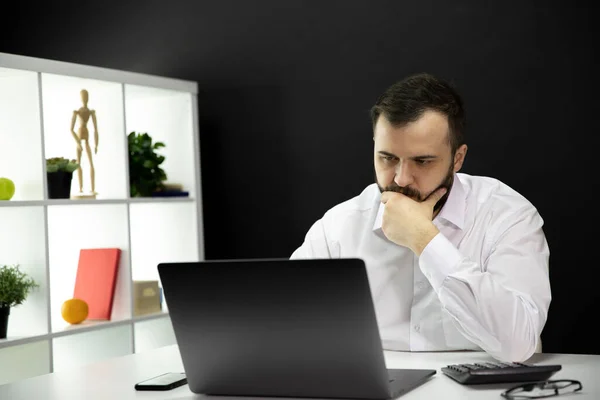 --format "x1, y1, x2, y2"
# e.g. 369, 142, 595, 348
0, 177, 15, 200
